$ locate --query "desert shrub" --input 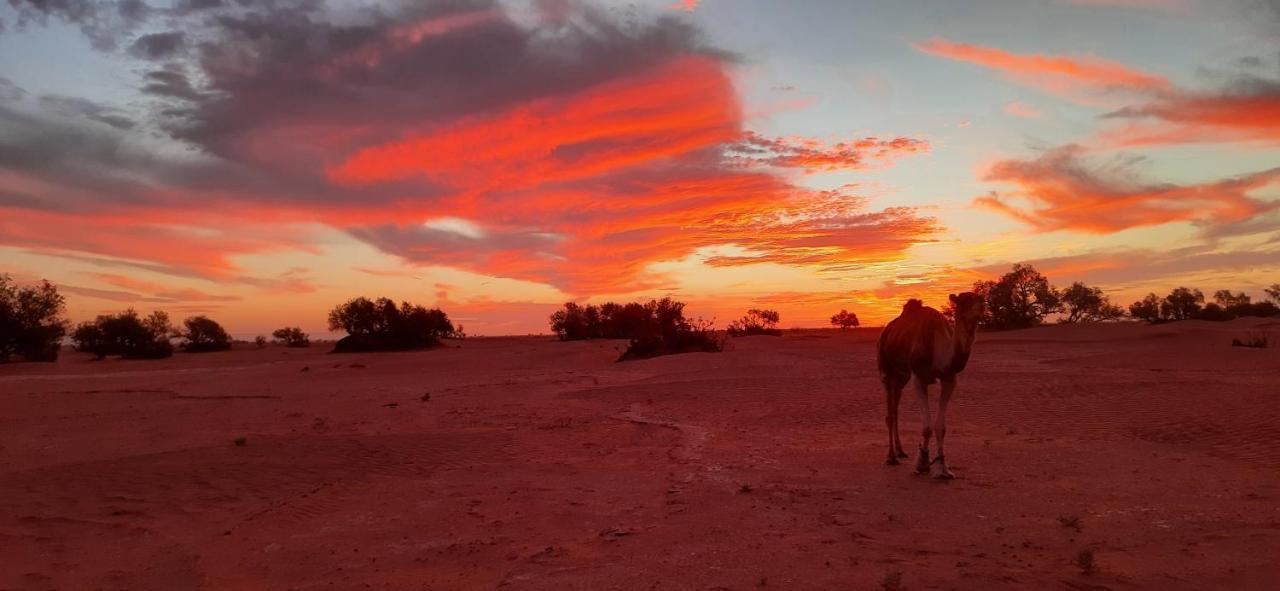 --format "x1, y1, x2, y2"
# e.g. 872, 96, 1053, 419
549, 300, 685, 341
1231, 332, 1269, 349
1059, 282, 1124, 323
180, 315, 232, 352
1057, 515, 1083, 531
727, 308, 781, 337
0, 274, 69, 362
830, 309, 860, 330
327, 297, 458, 352
1075, 548, 1097, 575
272, 326, 311, 347
619, 316, 723, 361
618, 299, 724, 360
72, 309, 174, 359
1128, 293, 1163, 323
254, 335, 267, 348
549, 297, 724, 359
973, 264, 1061, 330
